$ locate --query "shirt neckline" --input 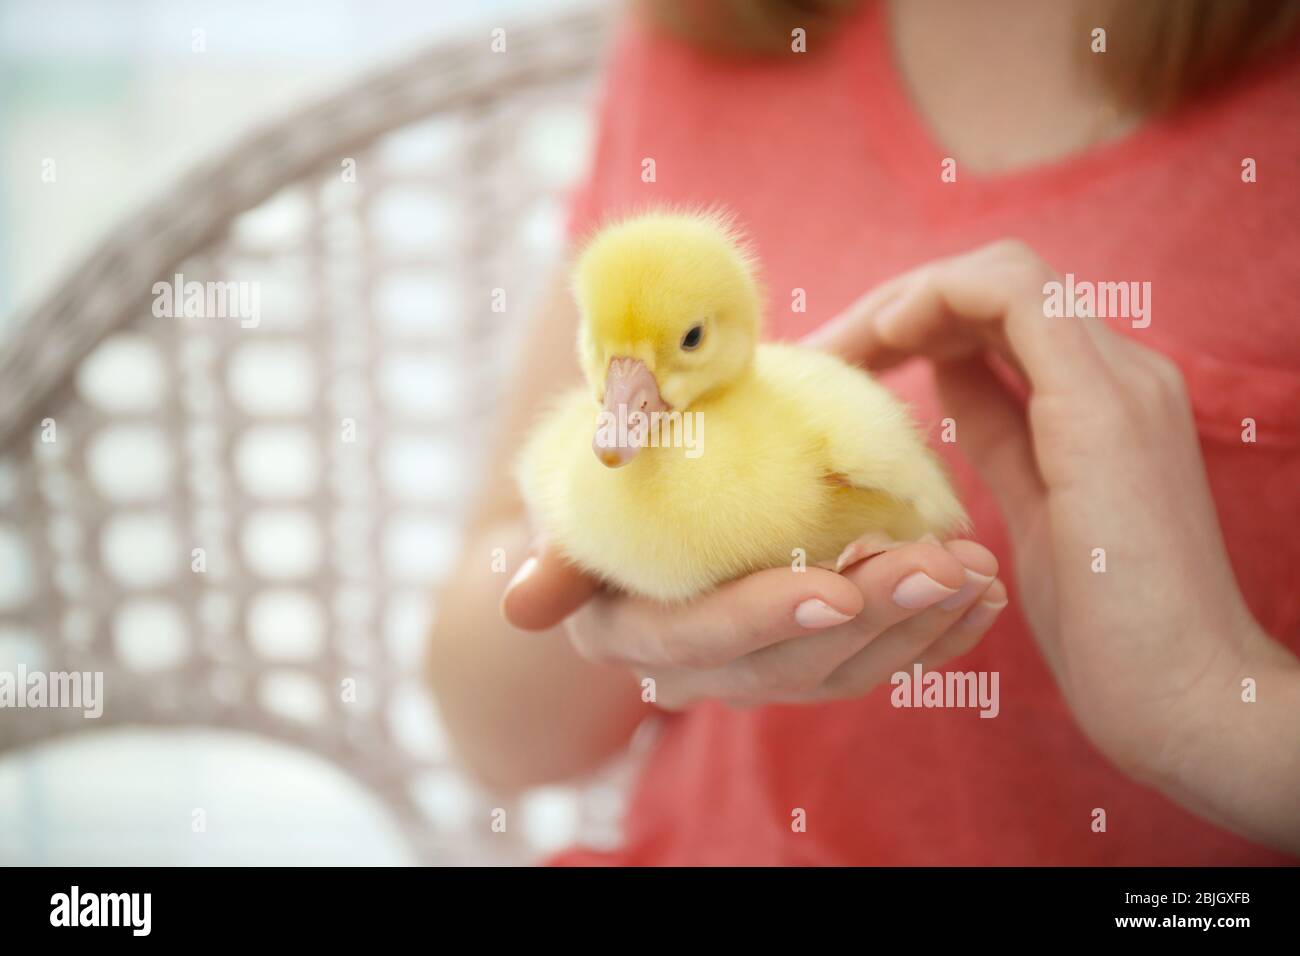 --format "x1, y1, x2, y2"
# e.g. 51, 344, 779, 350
849, 0, 1252, 219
